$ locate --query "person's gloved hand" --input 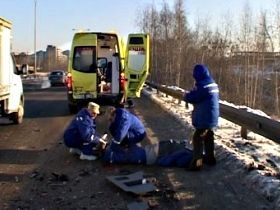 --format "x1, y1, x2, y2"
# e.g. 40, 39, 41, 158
98, 134, 108, 150
95, 138, 107, 153
100, 133, 108, 142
